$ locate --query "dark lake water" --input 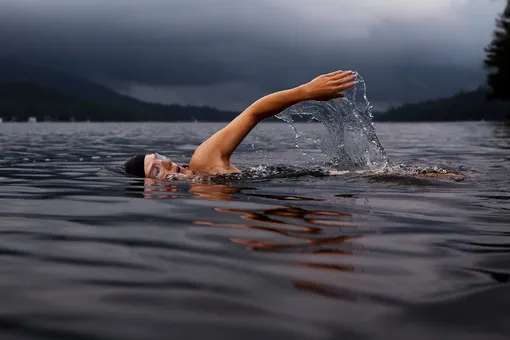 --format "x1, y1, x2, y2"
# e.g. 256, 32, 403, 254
0, 121, 509, 340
